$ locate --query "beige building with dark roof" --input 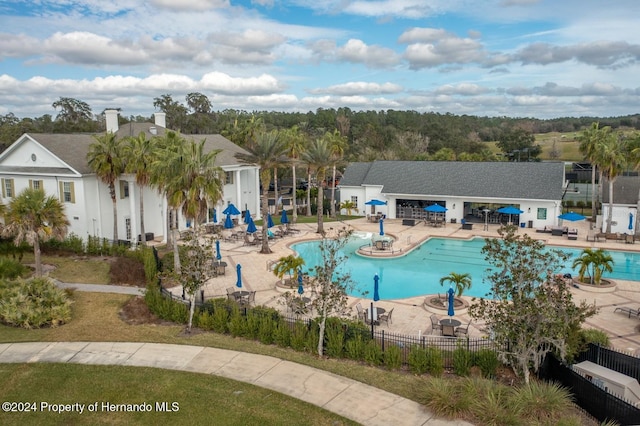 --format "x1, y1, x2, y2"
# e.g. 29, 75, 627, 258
0, 111, 260, 244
